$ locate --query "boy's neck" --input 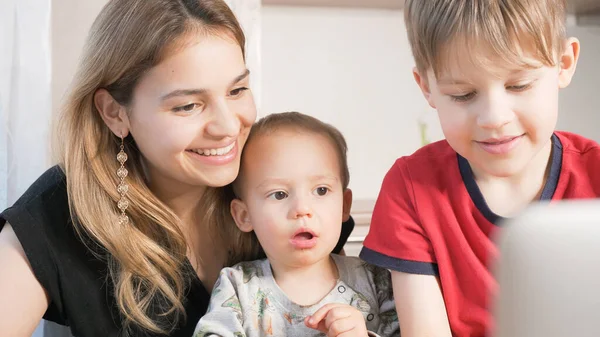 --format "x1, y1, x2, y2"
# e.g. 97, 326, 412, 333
270, 254, 339, 306
473, 140, 553, 217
